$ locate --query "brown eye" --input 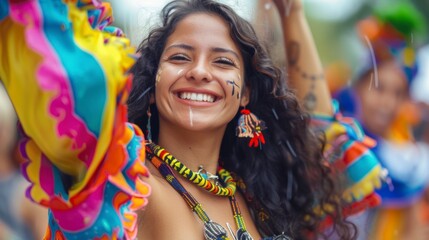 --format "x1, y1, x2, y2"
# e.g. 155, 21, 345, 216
168, 54, 190, 61
214, 57, 236, 67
